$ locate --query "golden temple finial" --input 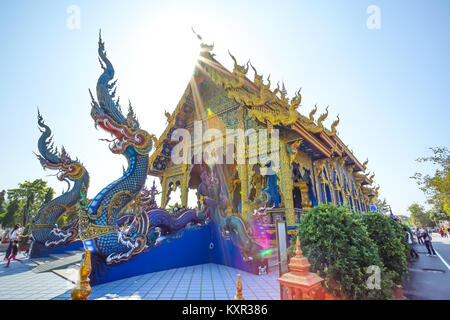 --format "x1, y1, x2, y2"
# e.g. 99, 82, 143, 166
249, 62, 271, 90
362, 158, 369, 170
330, 114, 340, 135
273, 81, 281, 96
317, 105, 329, 127
228, 51, 249, 76
290, 88, 302, 109
164, 110, 175, 124
308, 104, 318, 122
191, 27, 214, 55
234, 274, 245, 300
71, 250, 92, 300
191, 27, 202, 41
